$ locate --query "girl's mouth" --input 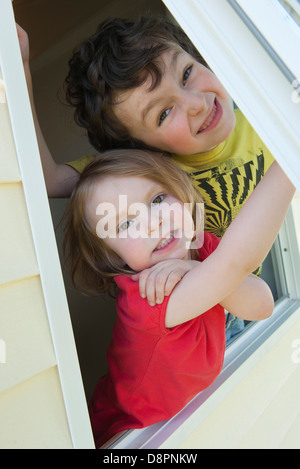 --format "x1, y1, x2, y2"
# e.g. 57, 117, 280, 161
197, 99, 222, 134
154, 232, 176, 251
